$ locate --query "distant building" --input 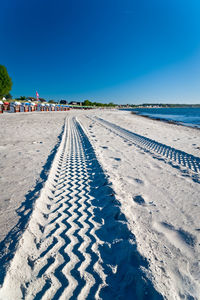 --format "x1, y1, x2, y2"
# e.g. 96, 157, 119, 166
69, 101, 82, 106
